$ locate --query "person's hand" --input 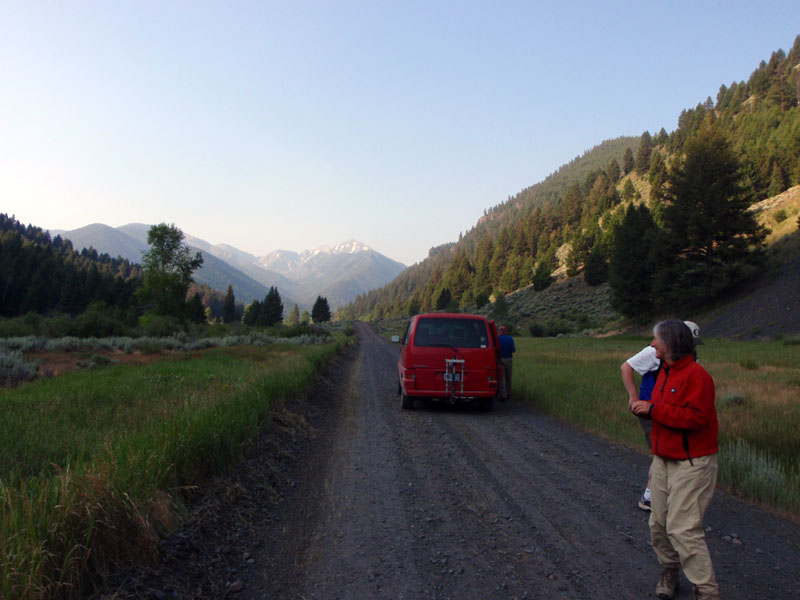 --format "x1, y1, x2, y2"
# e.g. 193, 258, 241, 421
630, 400, 651, 417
